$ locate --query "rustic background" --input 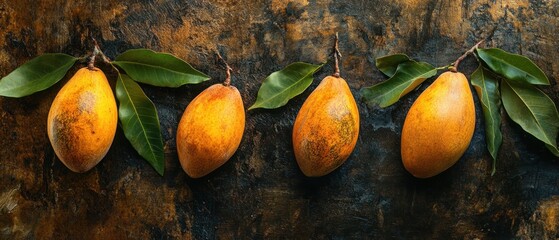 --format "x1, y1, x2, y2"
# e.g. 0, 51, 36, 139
1, 0, 558, 239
